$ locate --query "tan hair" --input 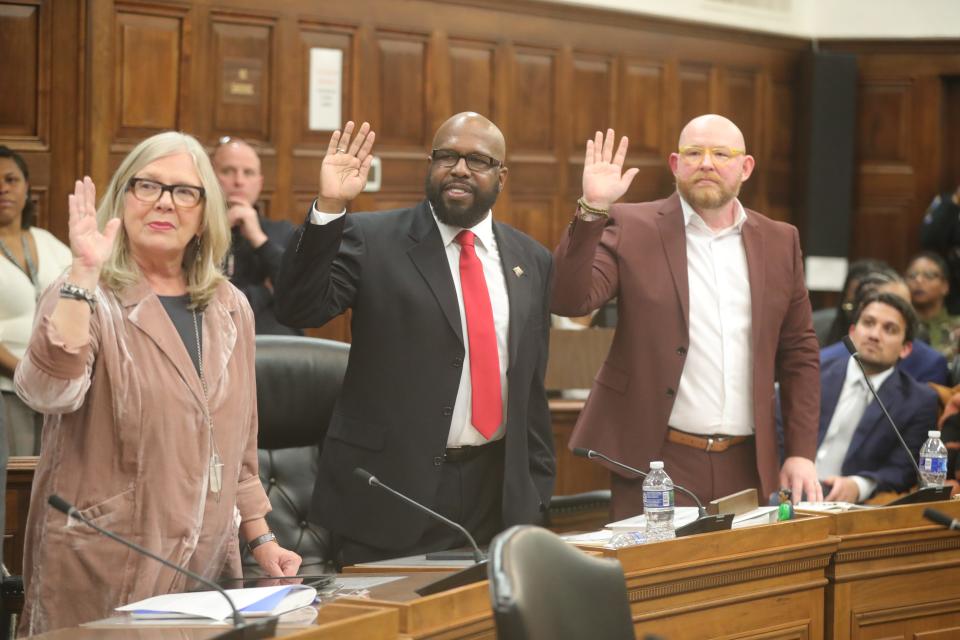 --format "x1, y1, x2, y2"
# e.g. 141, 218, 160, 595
96, 131, 229, 309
